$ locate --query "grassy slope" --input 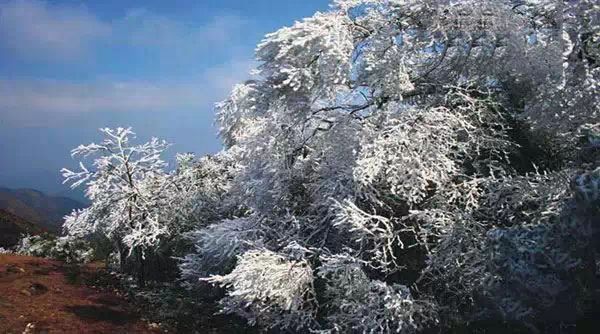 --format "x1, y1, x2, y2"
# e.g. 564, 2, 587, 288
0, 254, 159, 333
